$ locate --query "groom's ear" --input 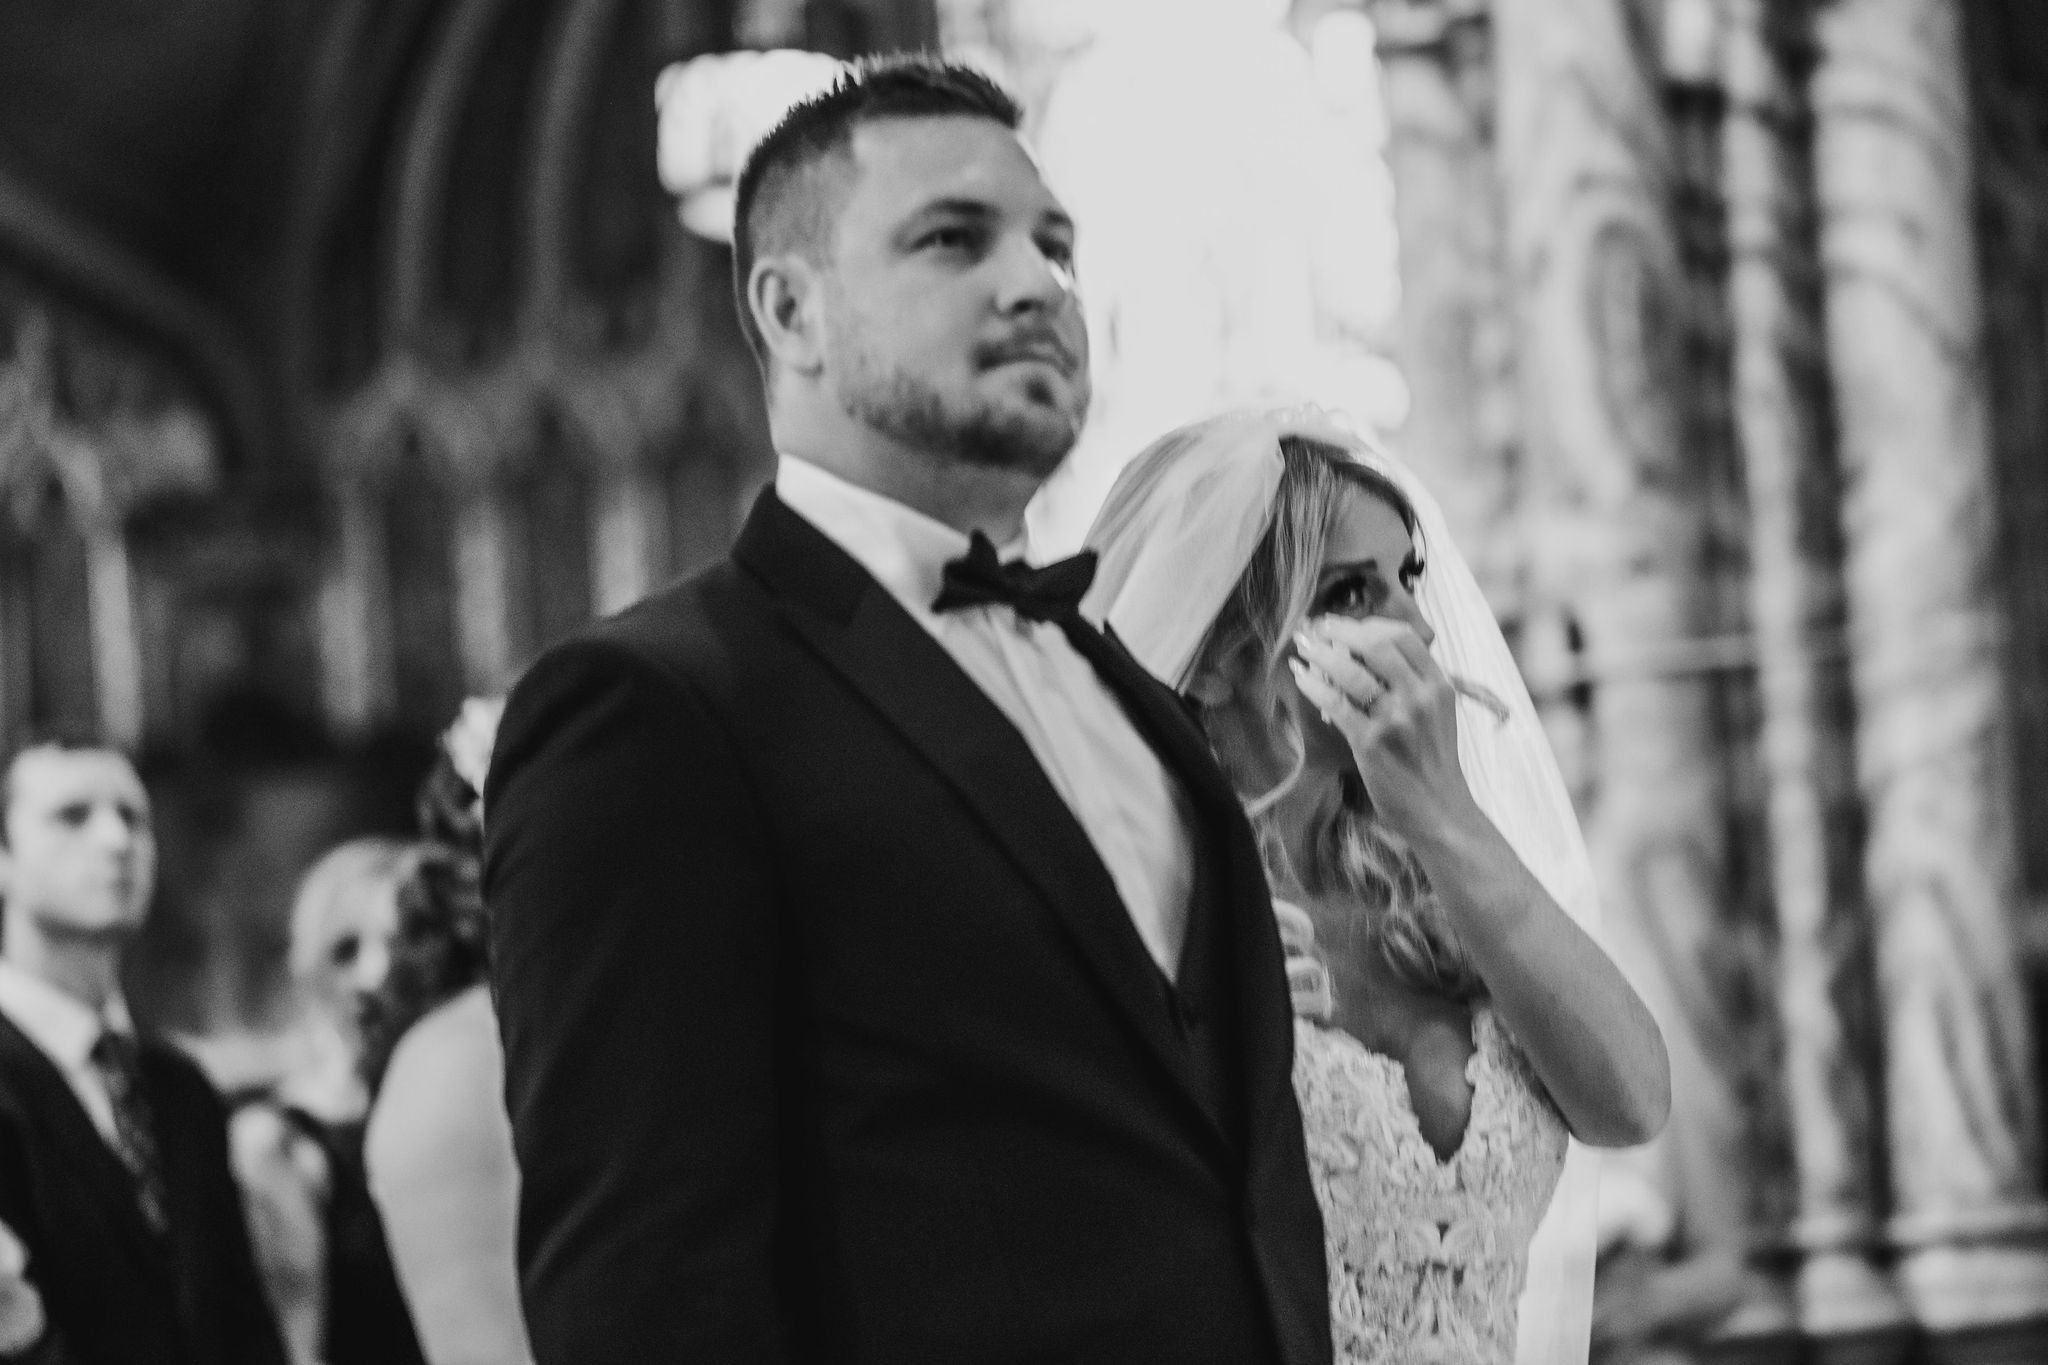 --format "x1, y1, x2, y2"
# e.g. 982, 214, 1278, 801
748, 254, 826, 378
